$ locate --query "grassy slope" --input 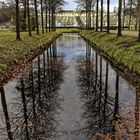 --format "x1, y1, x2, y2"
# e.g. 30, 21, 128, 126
0, 29, 79, 73
80, 30, 140, 74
